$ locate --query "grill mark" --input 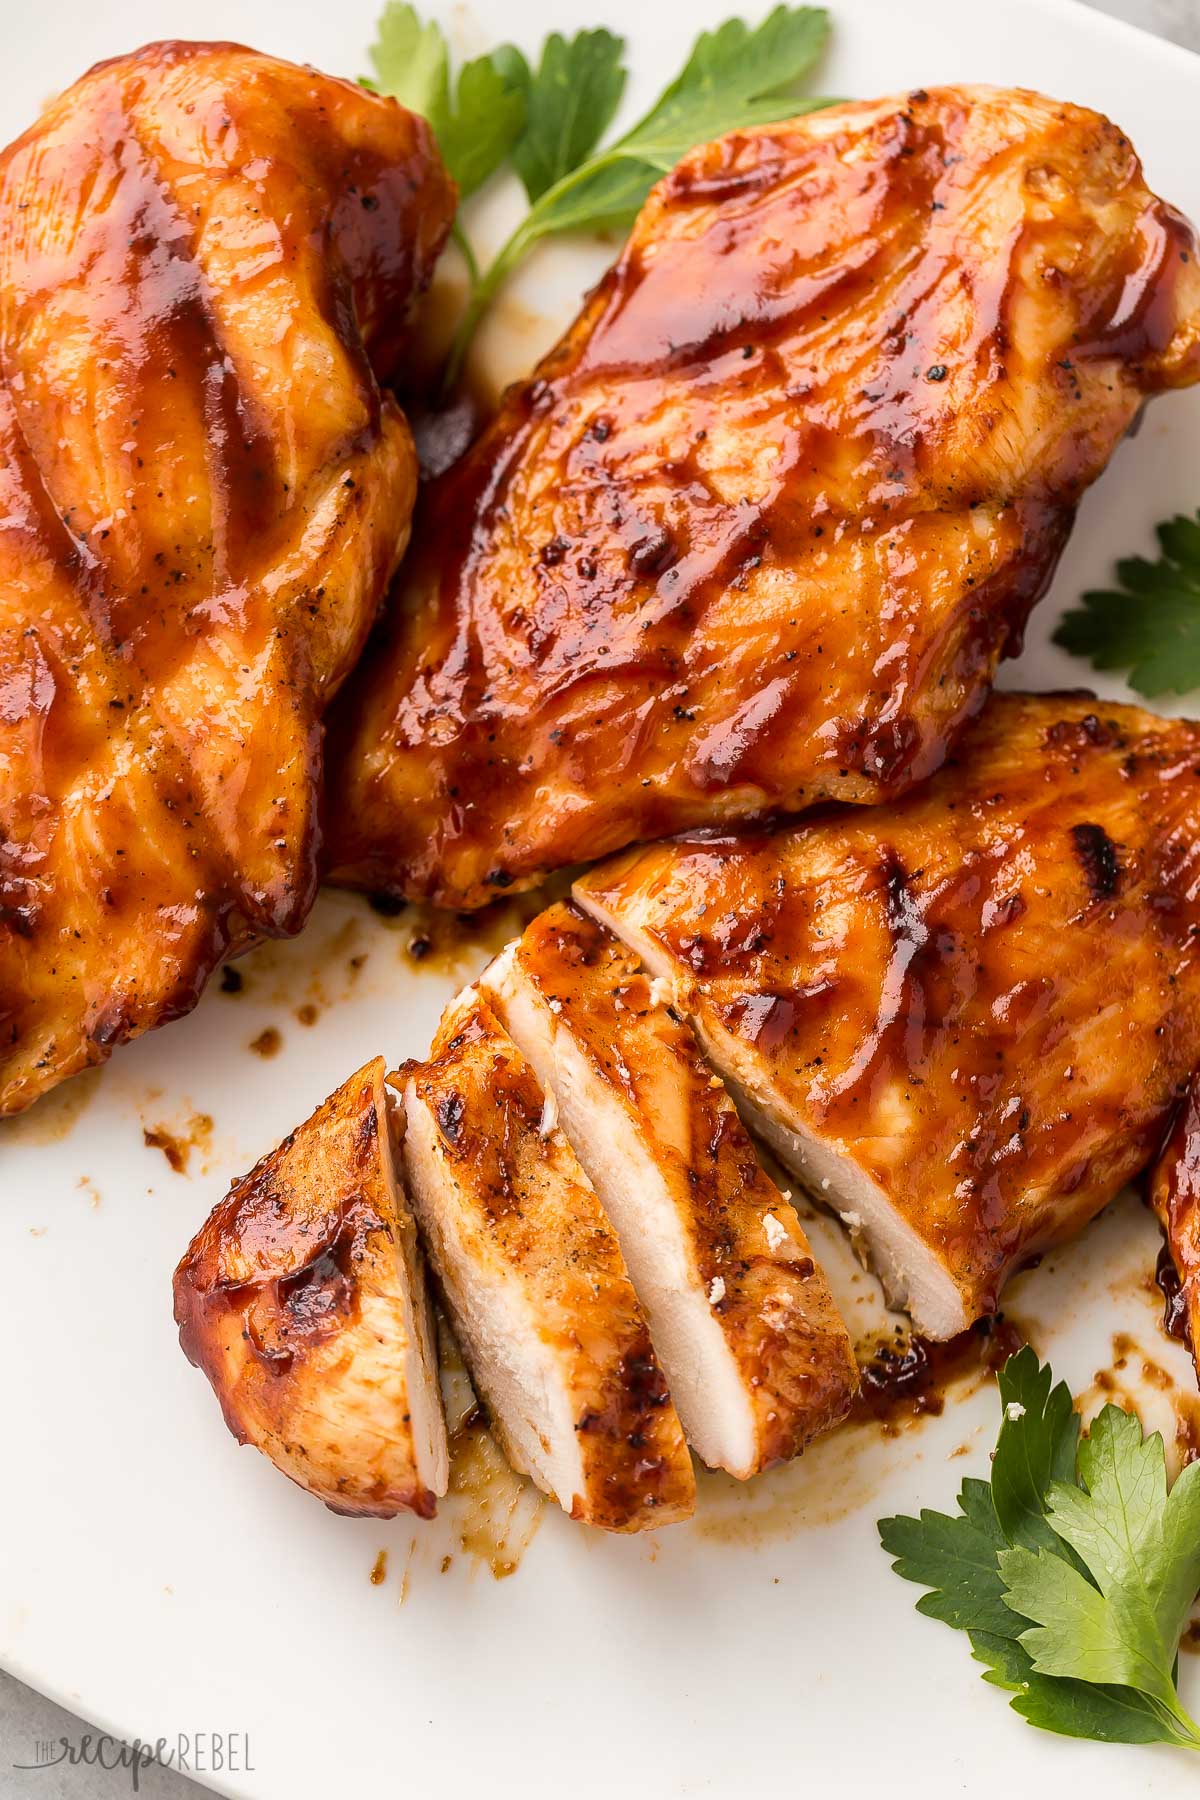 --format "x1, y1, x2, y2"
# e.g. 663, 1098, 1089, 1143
0, 387, 104, 600
820, 850, 930, 1105
0, 520, 241, 962
107, 110, 281, 605
435, 1089, 466, 1147
0, 47, 453, 1112
197, 322, 280, 591
313, 242, 384, 440
3, 83, 282, 674
1071, 821, 1121, 900
1045, 711, 1123, 753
